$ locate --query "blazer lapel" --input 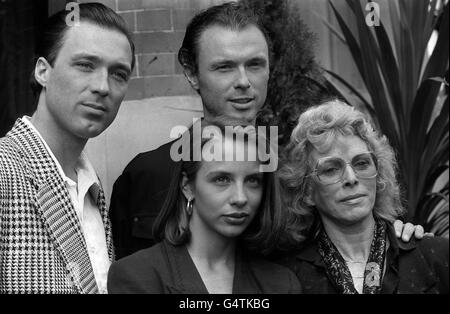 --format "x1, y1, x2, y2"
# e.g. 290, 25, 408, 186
35, 180, 98, 293
96, 186, 115, 261
232, 249, 261, 293
163, 241, 209, 294
9, 119, 98, 294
